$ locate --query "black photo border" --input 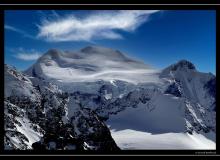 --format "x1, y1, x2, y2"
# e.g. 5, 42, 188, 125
0, 3, 219, 157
